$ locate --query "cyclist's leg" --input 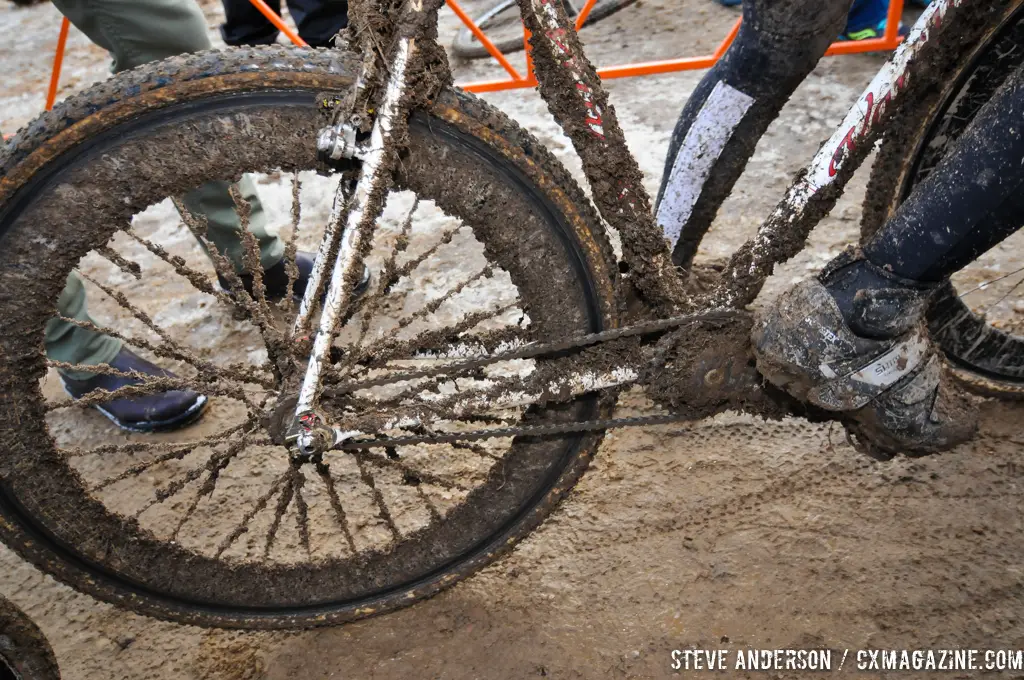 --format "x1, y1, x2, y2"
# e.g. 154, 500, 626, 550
826, 62, 1024, 339
863, 70, 1024, 286
754, 62, 1024, 456
51, 0, 282, 269
220, 0, 282, 46
286, 0, 348, 47
43, 0, 279, 429
655, 0, 853, 264
49, 0, 282, 342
